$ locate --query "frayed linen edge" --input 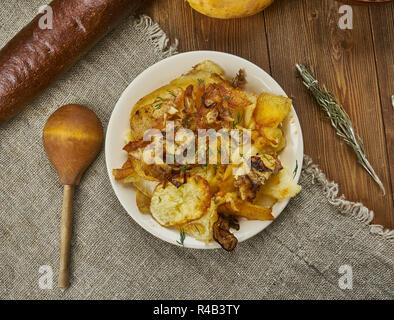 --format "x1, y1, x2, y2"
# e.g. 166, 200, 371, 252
302, 155, 393, 241
134, 15, 178, 58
